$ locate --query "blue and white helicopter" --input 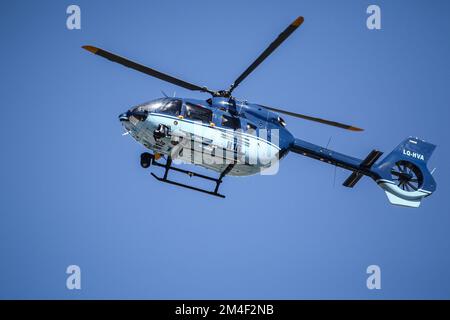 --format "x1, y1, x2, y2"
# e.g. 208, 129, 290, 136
83, 16, 436, 207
